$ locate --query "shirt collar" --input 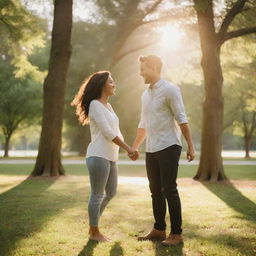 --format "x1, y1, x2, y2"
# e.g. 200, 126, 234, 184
149, 79, 163, 89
